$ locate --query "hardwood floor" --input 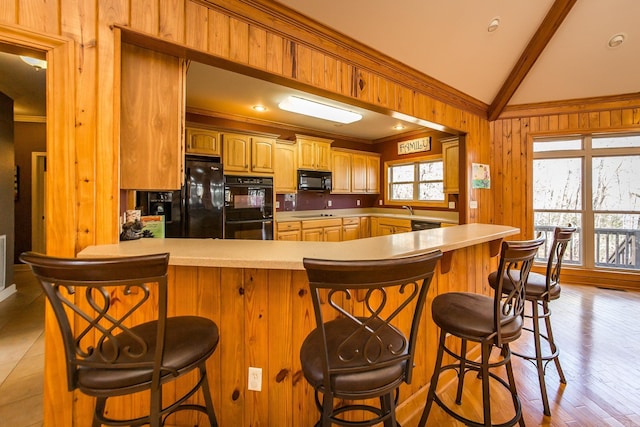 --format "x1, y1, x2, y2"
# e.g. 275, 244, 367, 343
421, 283, 640, 427
0, 269, 638, 426
0, 268, 44, 427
